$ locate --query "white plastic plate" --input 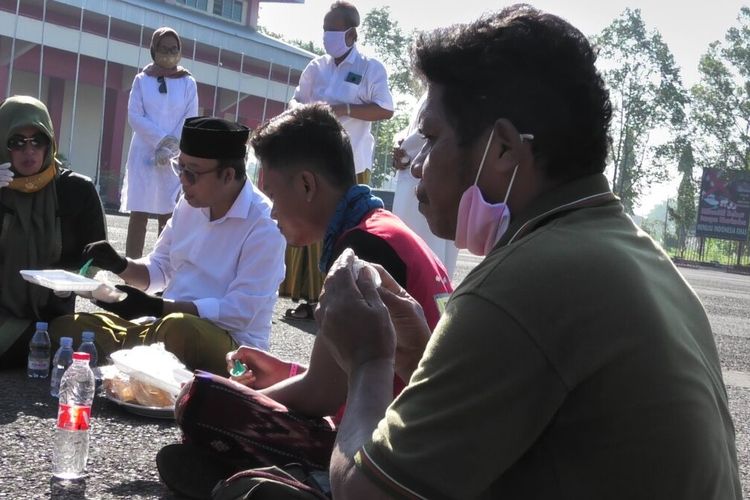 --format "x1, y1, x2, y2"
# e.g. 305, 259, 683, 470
103, 393, 175, 419
20, 269, 101, 292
